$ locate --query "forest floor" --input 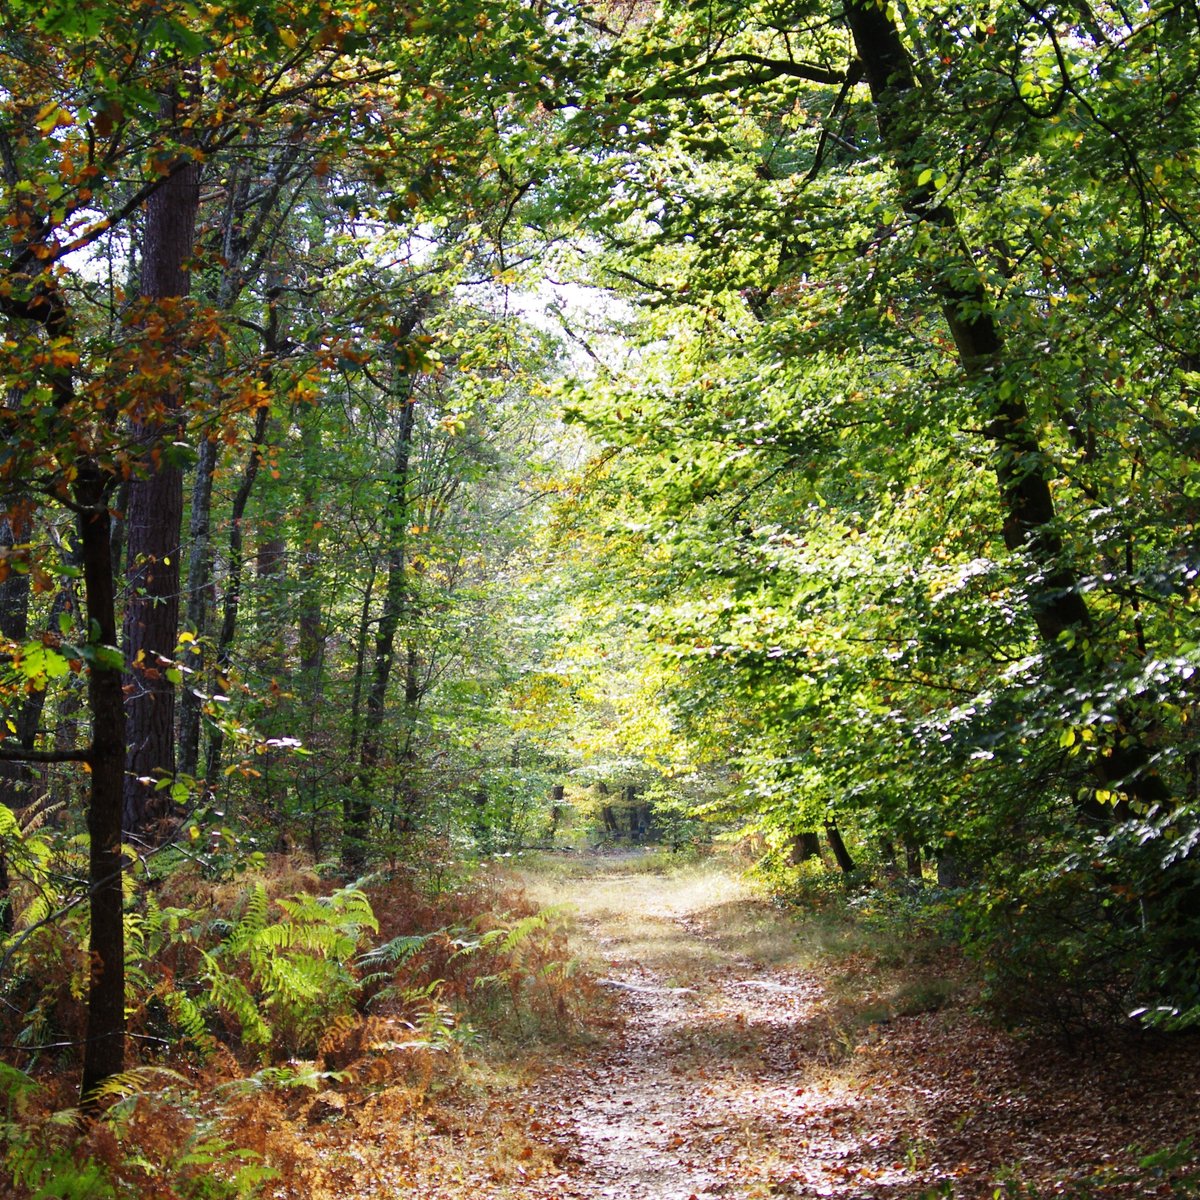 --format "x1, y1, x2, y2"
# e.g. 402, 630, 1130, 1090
300, 852, 1200, 1200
